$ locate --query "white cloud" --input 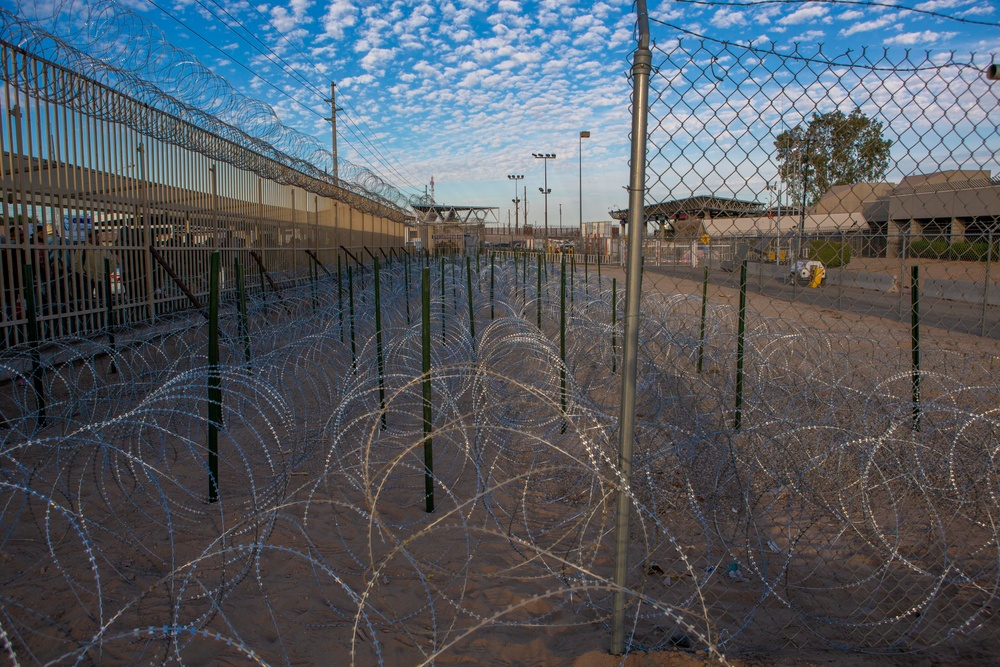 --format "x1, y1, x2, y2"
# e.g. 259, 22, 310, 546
711, 8, 745, 29
840, 15, 894, 36
914, 0, 965, 10
956, 4, 994, 16
792, 29, 825, 42
340, 73, 374, 88
321, 0, 357, 40
753, 5, 783, 24
883, 30, 956, 45
360, 46, 396, 72
838, 10, 864, 20
270, 0, 314, 33
778, 3, 828, 25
